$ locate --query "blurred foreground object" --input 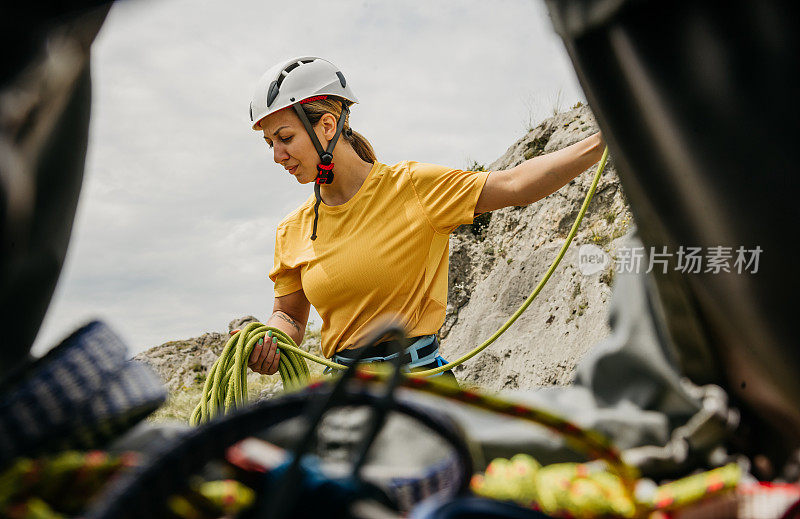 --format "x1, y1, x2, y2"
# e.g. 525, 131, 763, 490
546, 0, 800, 465
0, 2, 111, 379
